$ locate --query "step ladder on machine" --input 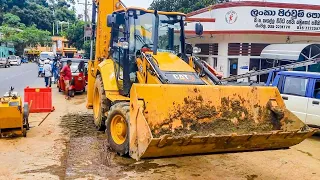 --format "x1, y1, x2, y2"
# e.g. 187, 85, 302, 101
221, 59, 320, 82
